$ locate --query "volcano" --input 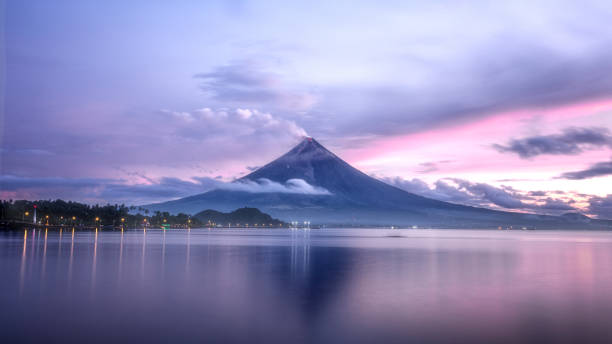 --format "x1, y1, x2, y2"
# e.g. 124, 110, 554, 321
146, 138, 610, 228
